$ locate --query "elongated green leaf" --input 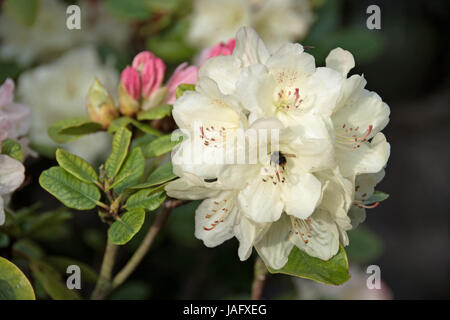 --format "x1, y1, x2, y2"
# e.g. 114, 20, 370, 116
56, 149, 98, 184
0, 257, 35, 300
176, 83, 195, 99
125, 189, 166, 211
131, 133, 157, 150
266, 245, 350, 285
108, 209, 145, 245
47, 256, 98, 284
144, 134, 182, 158
130, 161, 176, 189
4, 0, 39, 26
108, 116, 134, 134
131, 119, 162, 136
105, 127, 132, 179
39, 167, 101, 210
109, 147, 145, 193
137, 104, 173, 120
107, 116, 162, 136
364, 191, 389, 205
30, 260, 80, 300
48, 117, 102, 143
1, 139, 23, 161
